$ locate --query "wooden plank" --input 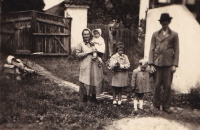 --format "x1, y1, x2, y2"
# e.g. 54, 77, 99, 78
31, 53, 68, 56
14, 53, 68, 56
36, 11, 70, 19
32, 33, 69, 36
3, 33, 14, 44
54, 36, 68, 53
1, 18, 32, 24
36, 18, 68, 28
0, 31, 15, 34
31, 10, 37, 53
3, 10, 31, 14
